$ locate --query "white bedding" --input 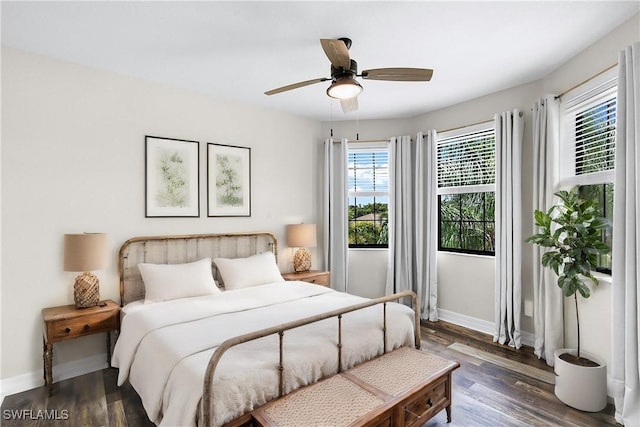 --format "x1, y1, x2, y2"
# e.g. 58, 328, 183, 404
112, 281, 416, 427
